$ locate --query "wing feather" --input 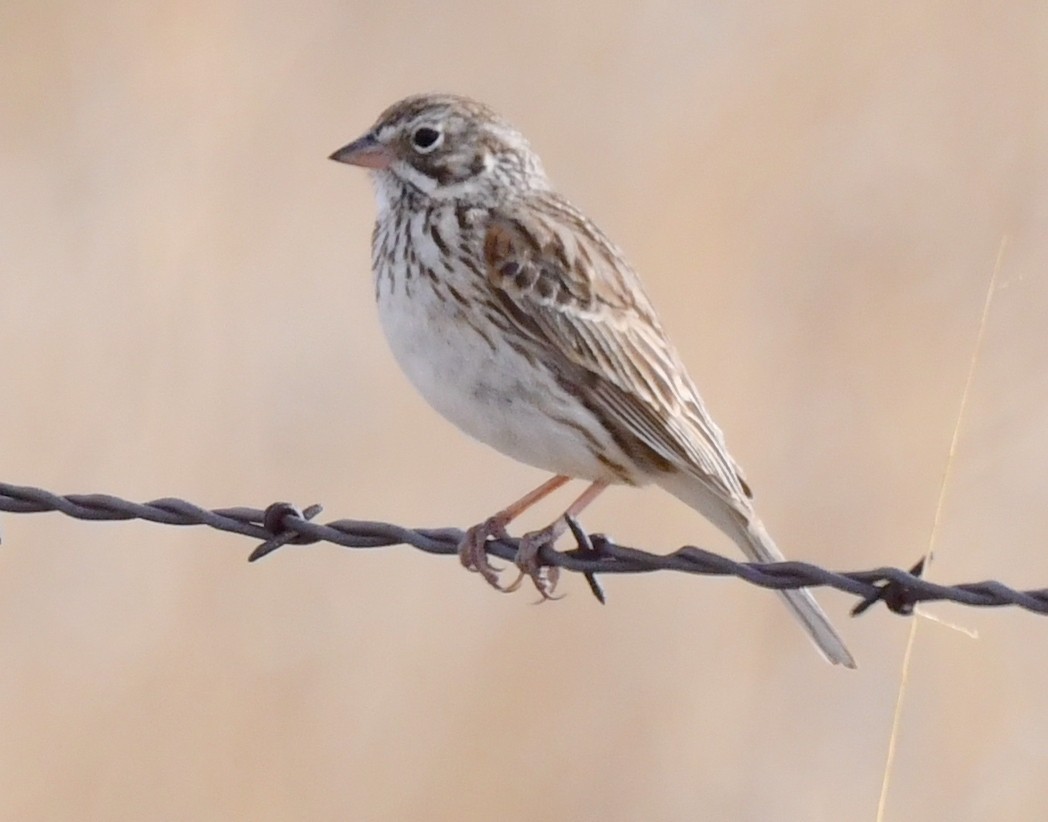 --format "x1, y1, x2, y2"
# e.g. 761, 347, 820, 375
483, 195, 751, 502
